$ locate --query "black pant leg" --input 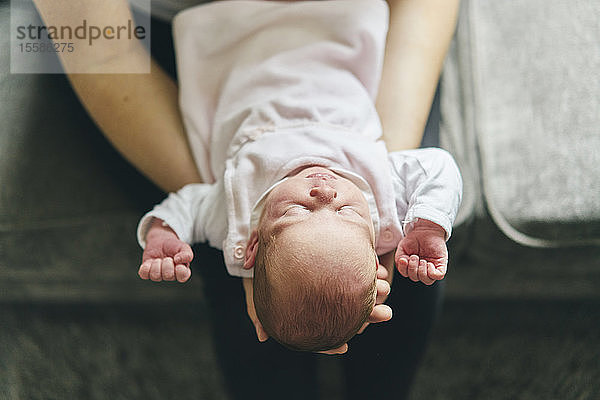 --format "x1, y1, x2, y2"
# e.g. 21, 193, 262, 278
342, 280, 444, 400
194, 244, 319, 400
